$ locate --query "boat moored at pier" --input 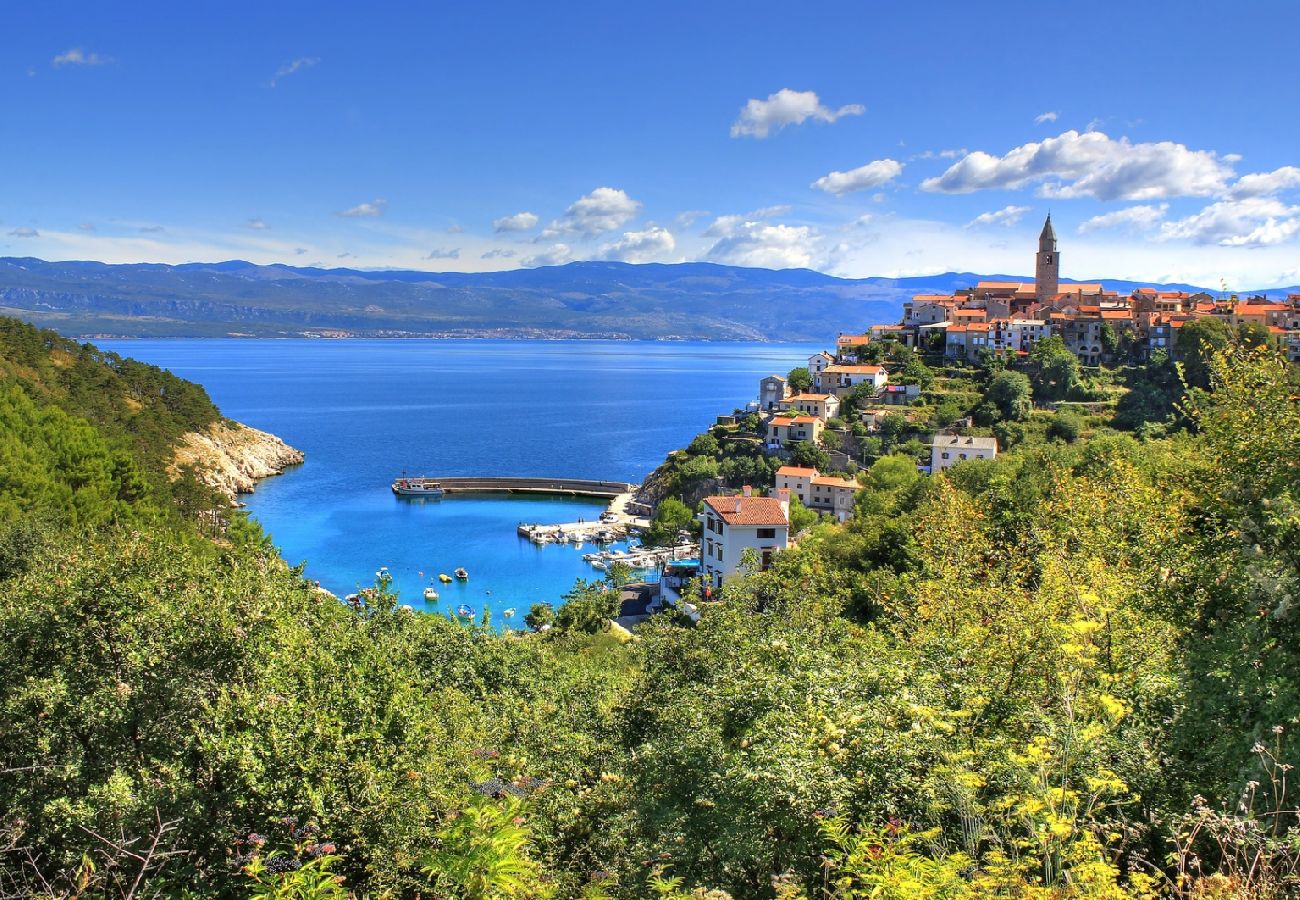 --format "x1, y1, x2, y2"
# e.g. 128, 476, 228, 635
392, 477, 444, 497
